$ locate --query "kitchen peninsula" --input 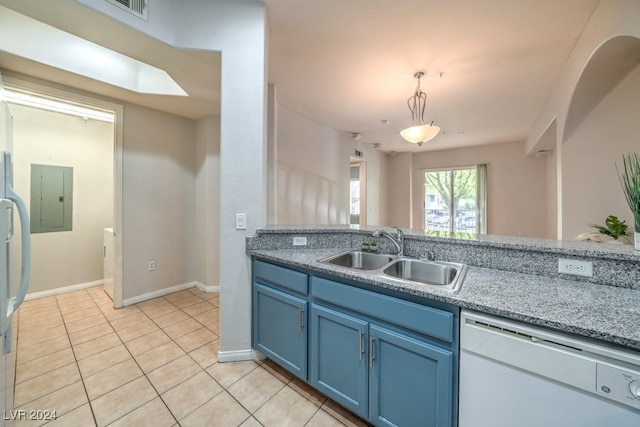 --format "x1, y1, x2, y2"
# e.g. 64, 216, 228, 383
247, 226, 640, 426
